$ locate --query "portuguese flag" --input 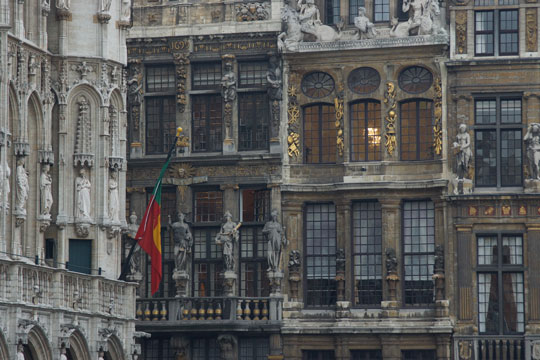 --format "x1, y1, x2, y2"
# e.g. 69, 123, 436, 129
135, 128, 181, 295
